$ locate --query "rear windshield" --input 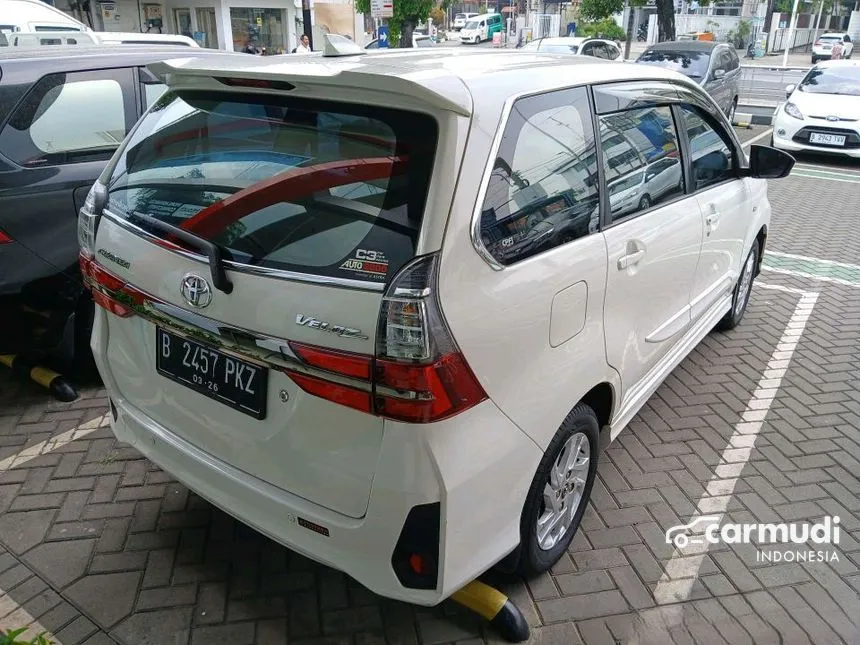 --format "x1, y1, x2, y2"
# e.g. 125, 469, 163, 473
636, 49, 711, 79
105, 90, 438, 284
